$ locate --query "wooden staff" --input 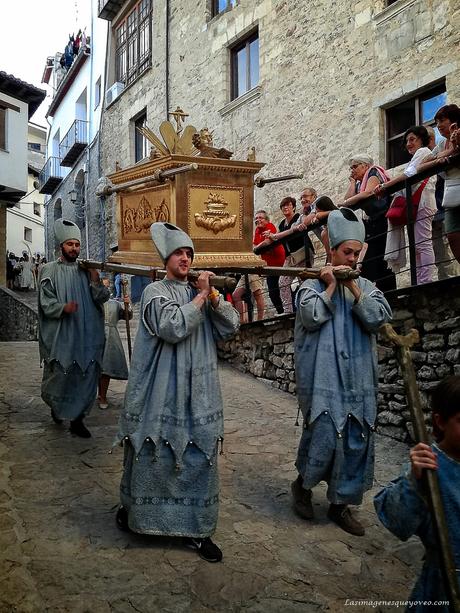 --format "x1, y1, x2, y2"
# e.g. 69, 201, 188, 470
121, 278, 132, 362
380, 323, 460, 613
79, 260, 238, 291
